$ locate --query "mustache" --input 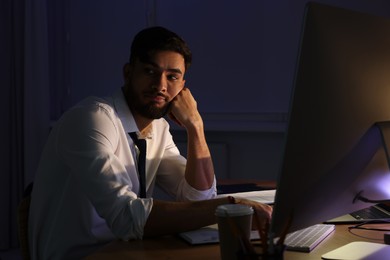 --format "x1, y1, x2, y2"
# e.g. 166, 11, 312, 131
145, 91, 169, 100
